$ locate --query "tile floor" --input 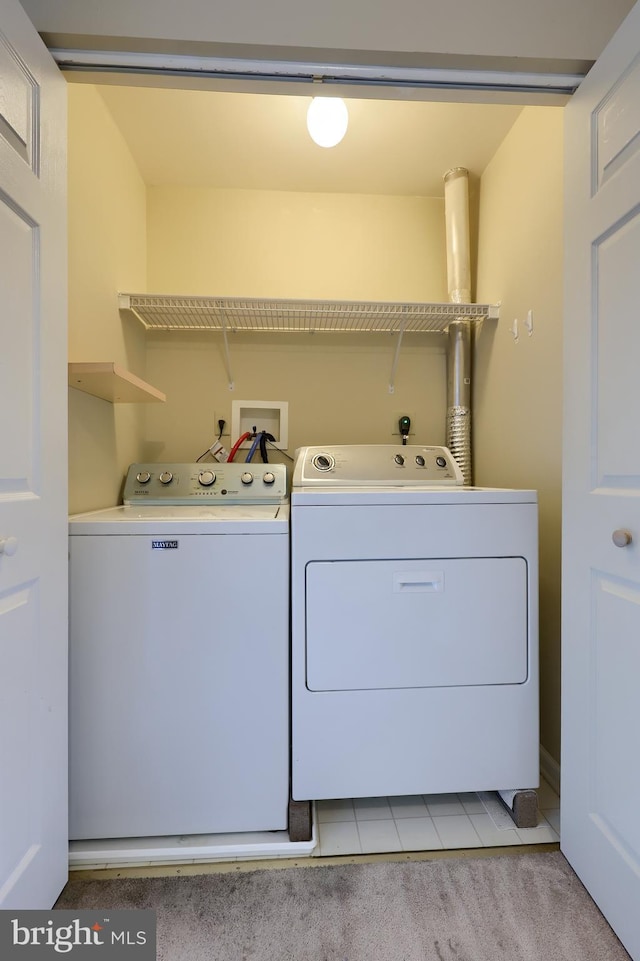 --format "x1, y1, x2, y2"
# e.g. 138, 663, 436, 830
69, 781, 560, 870
315, 778, 560, 857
